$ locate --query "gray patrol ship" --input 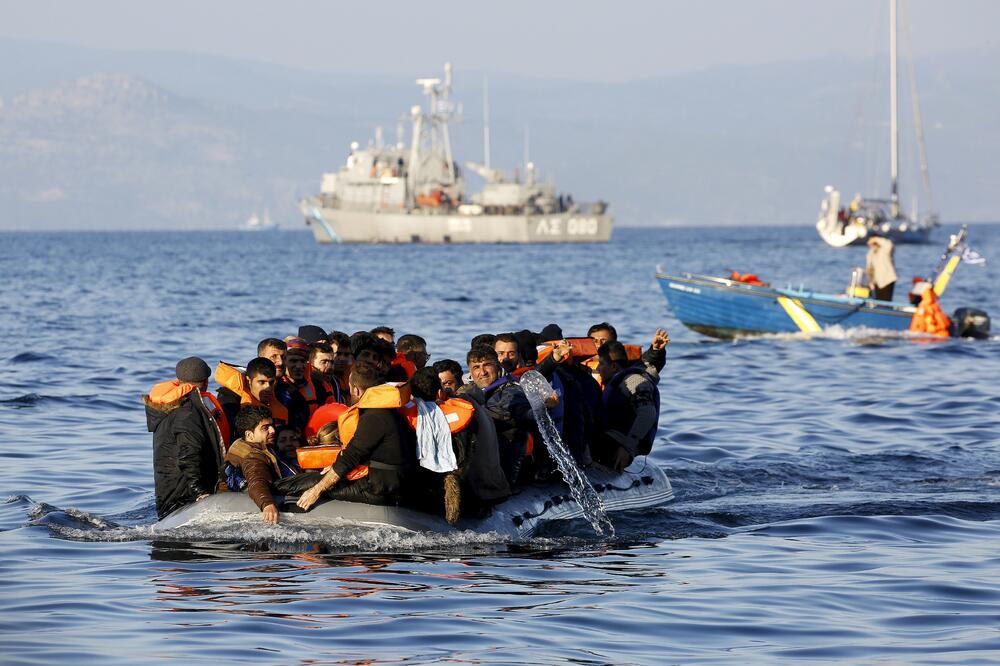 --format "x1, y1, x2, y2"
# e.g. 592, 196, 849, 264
298, 64, 612, 244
